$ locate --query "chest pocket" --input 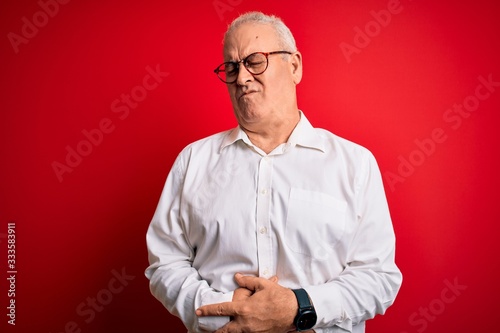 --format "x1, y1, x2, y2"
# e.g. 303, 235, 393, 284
285, 188, 347, 260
